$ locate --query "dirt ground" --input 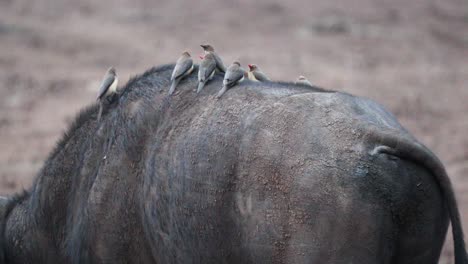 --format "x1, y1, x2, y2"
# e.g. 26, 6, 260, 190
0, 0, 467, 262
